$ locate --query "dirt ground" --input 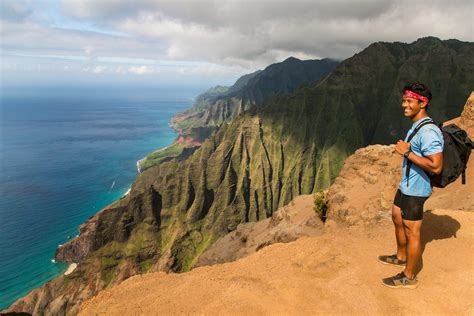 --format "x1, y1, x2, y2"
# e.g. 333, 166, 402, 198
80, 203, 473, 315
